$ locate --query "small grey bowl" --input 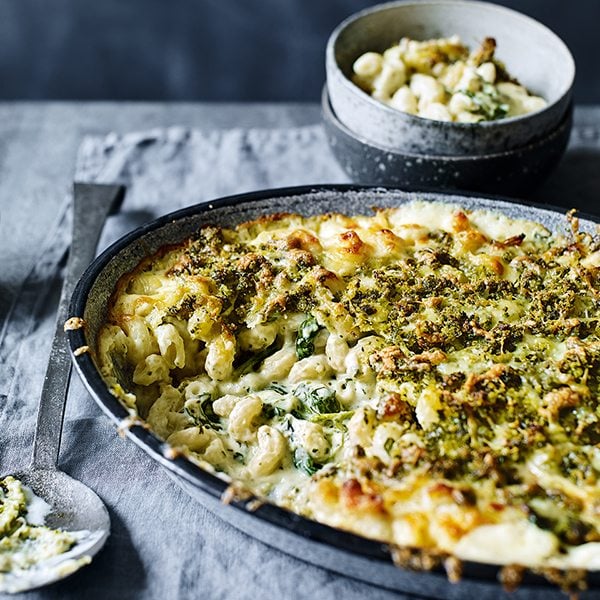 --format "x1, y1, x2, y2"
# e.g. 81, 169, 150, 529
322, 86, 572, 195
326, 0, 575, 156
